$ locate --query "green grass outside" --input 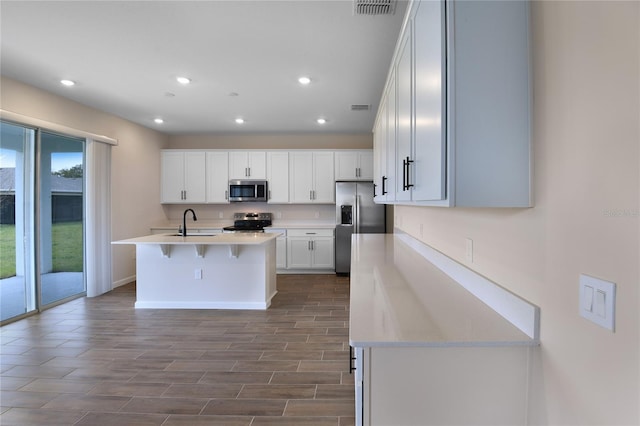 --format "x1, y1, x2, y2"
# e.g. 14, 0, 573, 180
0, 224, 16, 278
0, 222, 83, 279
